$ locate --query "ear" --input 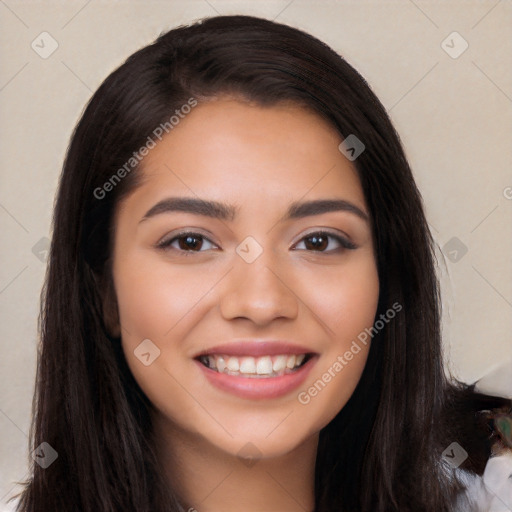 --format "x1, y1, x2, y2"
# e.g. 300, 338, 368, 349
101, 272, 121, 339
